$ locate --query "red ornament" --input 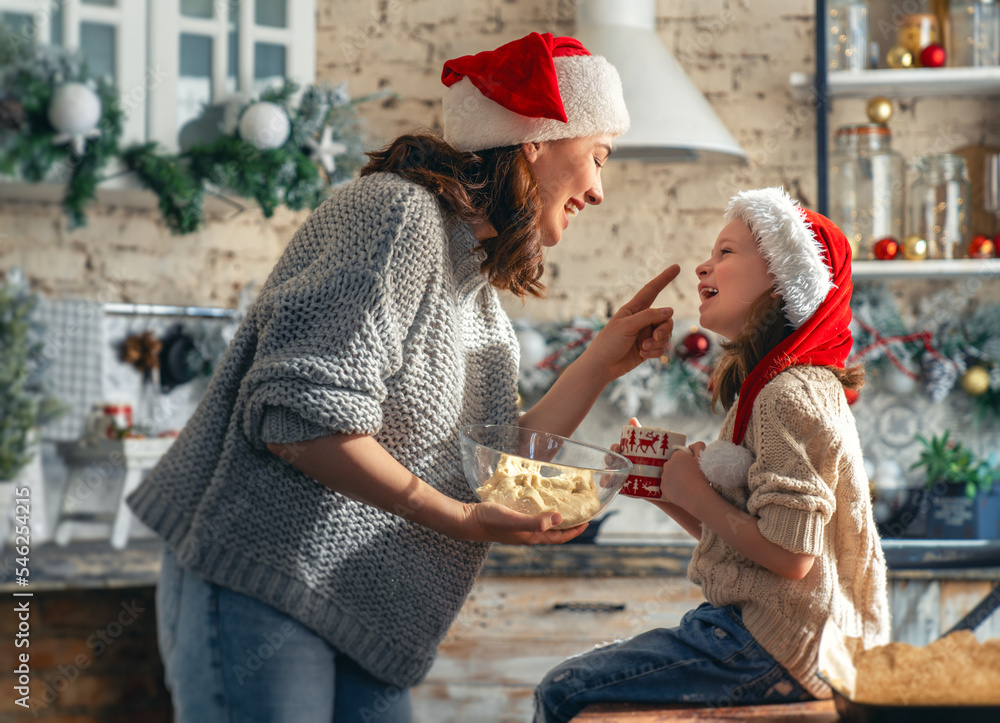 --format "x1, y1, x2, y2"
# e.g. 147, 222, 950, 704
873, 237, 900, 260
969, 235, 995, 259
677, 330, 710, 359
919, 43, 947, 68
